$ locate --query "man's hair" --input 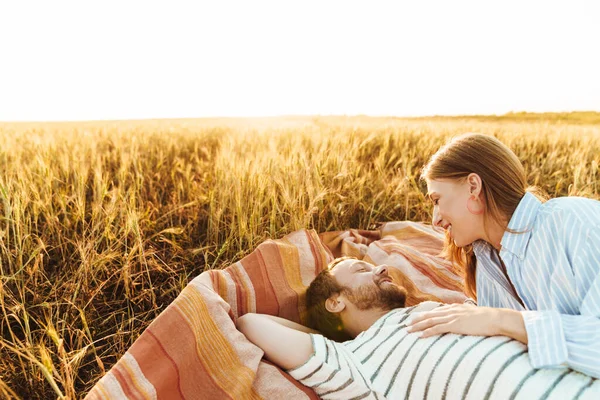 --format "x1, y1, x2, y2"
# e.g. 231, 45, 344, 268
305, 257, 354, 342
